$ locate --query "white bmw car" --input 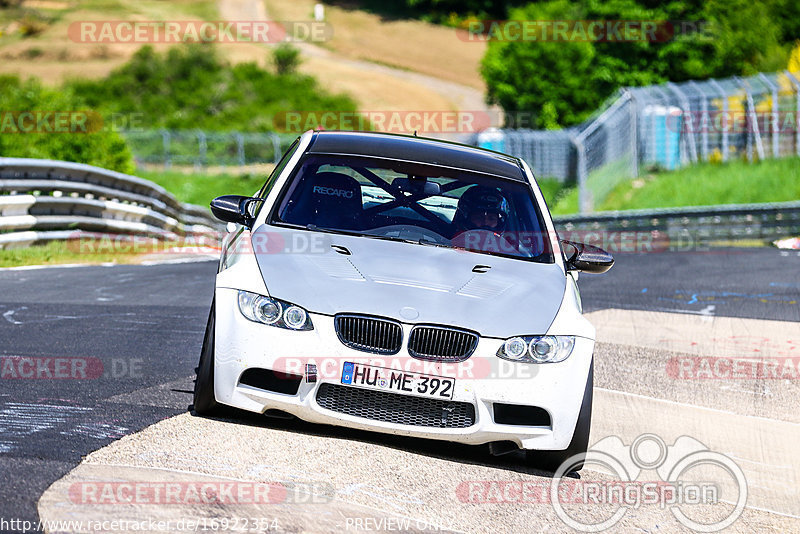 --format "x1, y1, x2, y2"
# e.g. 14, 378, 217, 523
194, 130, 613, 472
